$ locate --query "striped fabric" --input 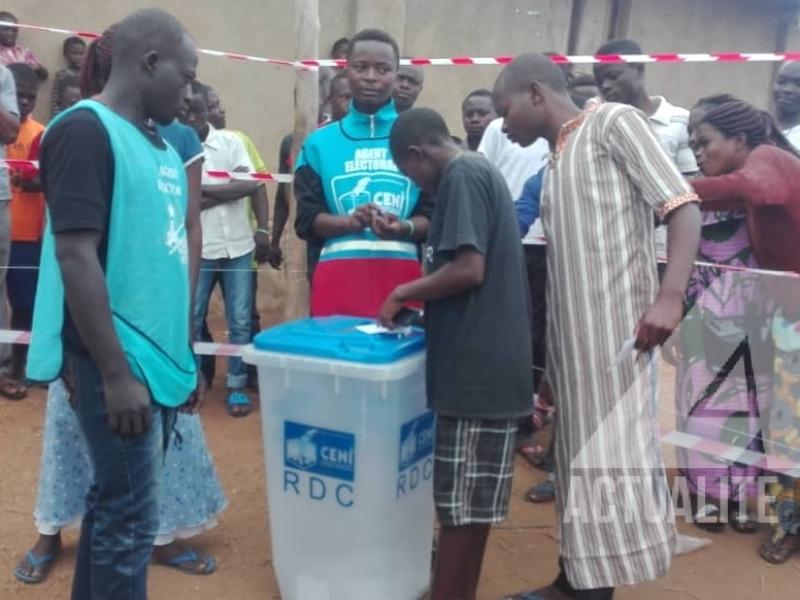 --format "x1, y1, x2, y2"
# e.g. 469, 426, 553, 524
541, 103, 698, 590
433, 417, 518, 527
319, 238, 419, 261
